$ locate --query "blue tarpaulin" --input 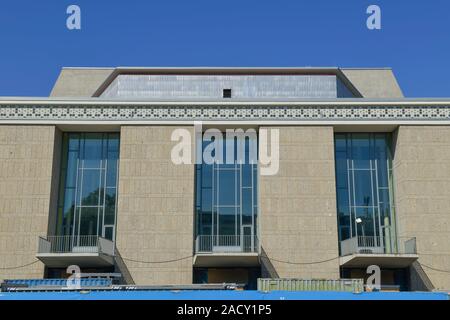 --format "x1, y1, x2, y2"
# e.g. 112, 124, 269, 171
0, 290, 448, 300
4, 278, 112, 288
